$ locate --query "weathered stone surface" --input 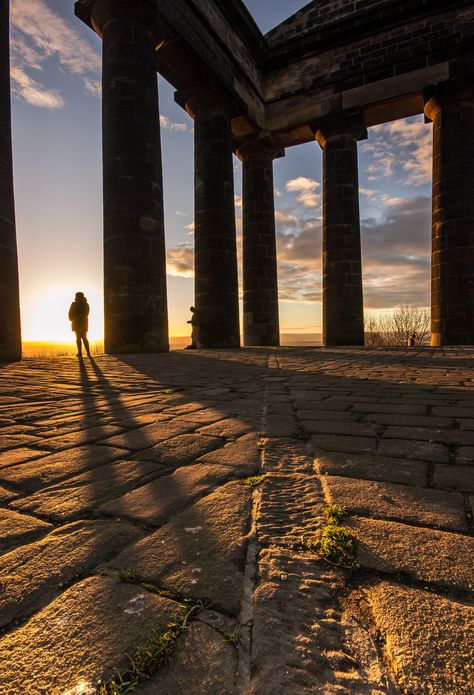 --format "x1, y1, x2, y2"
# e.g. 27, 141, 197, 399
377, 438, 449, 463
348, 517, 474, 592
0, 576, 178, 694
197, 432, 260, 473
0, 447, 48, 468
110, 481, 252, 614
0, 508, 52, 554
39, 424, 124, 452
309, 433, 376, 455
457, 447, 474, 464
367, 581, 474, 694
136, 622, 238, 694
11, 459, 168, 521
197, 417, 254, 438
321, 475, 468, 531
433, 465, 474, 493
99, 418, 197, 451
251, 550, 390, 695
0, 445, 127, 492
100, 462, 241, 526
316, 451, 428, 487
0, 520, 141, 627
134, 432, 223, 465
